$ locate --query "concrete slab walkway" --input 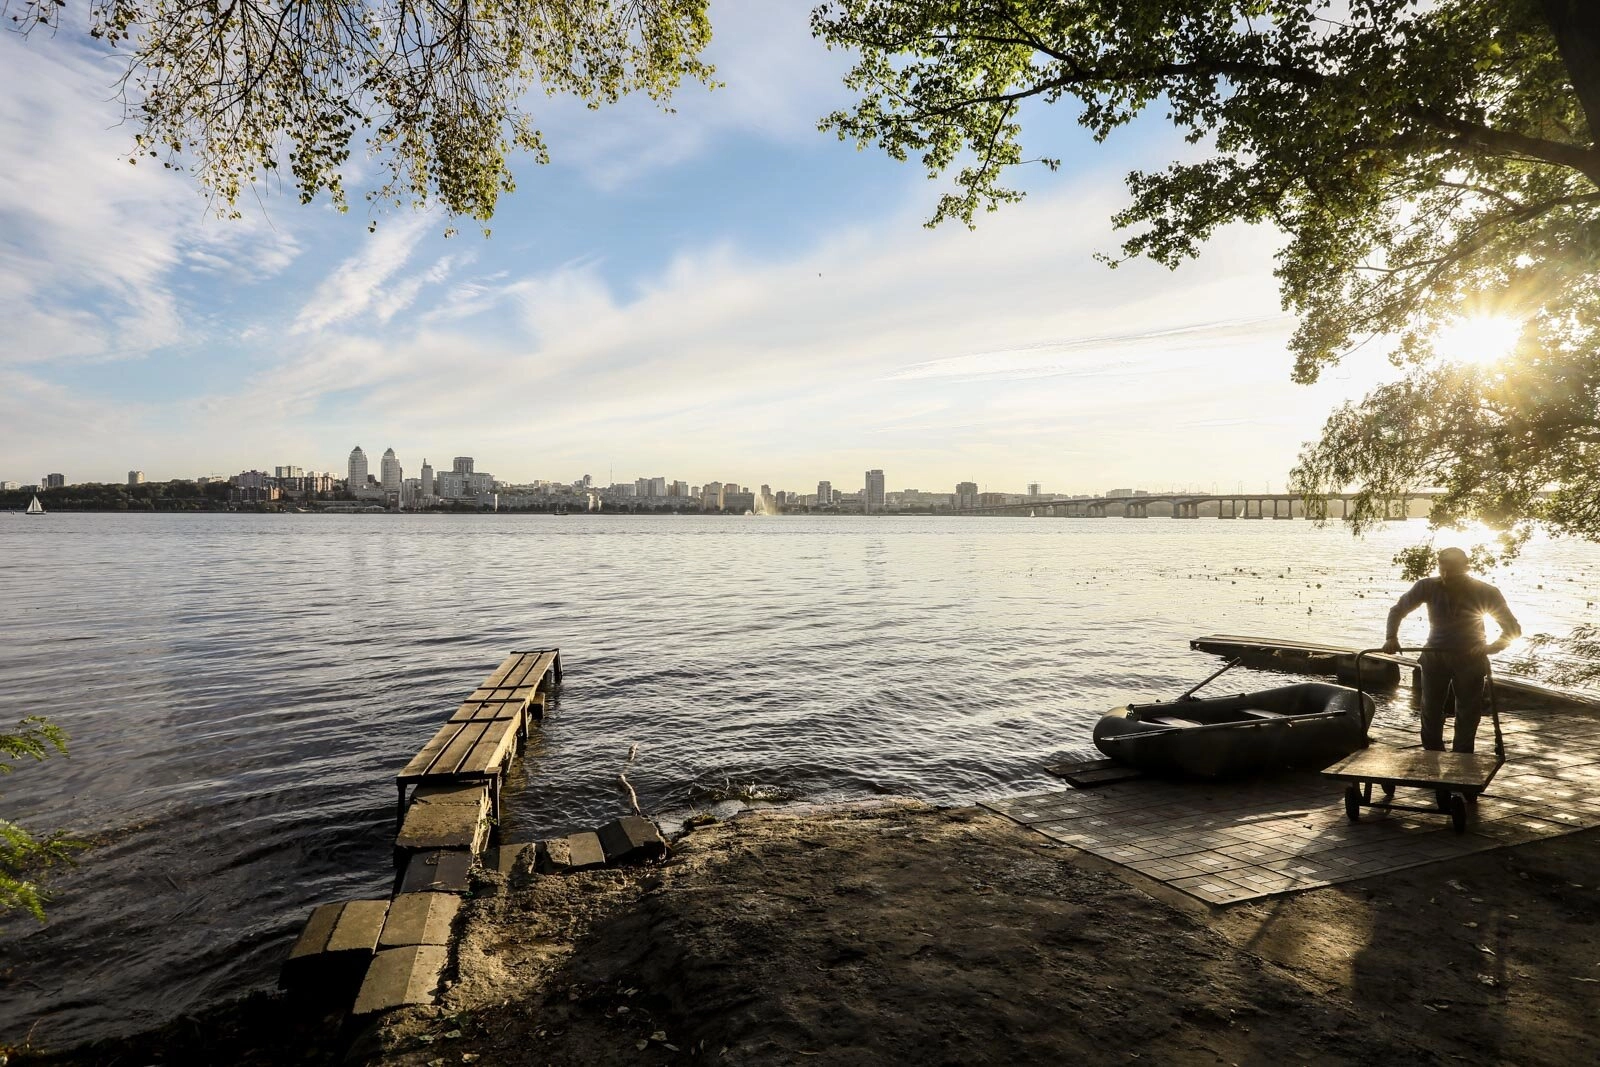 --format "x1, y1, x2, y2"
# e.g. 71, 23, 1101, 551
986, 705, 1600, 906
